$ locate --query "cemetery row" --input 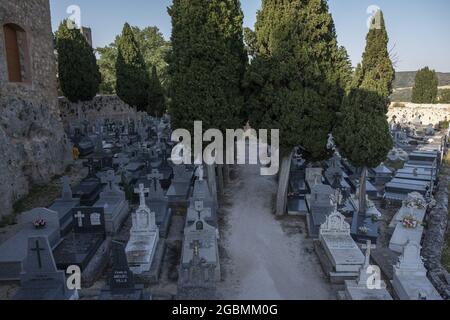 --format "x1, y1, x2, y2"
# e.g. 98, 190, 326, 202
0, 115, 221, 300
286, 121, 448, 300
